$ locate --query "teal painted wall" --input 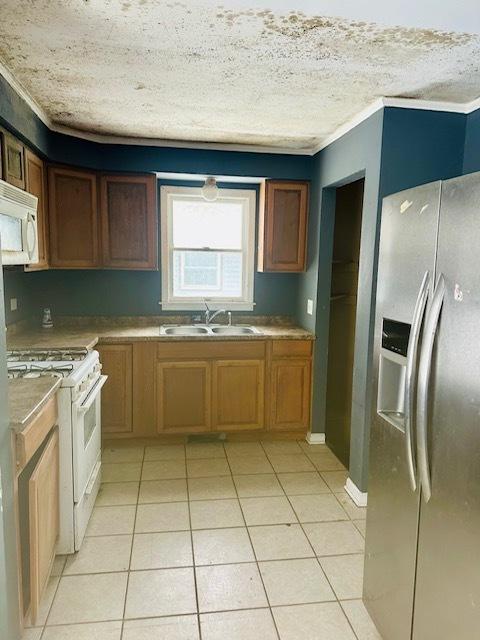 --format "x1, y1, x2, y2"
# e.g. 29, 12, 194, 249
1, 75, 312, 323
299, 106, 468, 491
296, 110, 384, 493
463, 107, 480, 174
